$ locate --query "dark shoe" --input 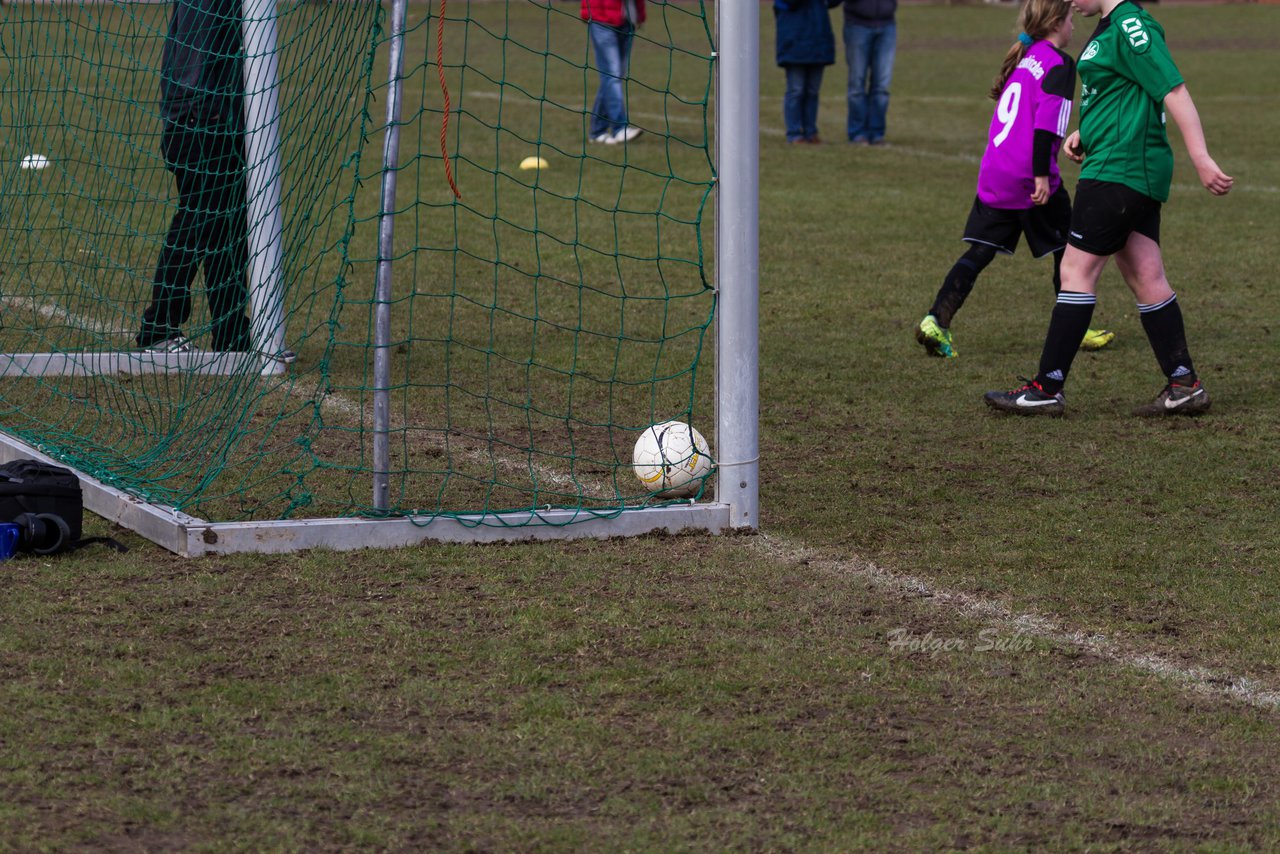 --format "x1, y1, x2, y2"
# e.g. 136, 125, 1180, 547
984, 378, 1065, 417
804, 135, 822, 144
1132, 378, 1210, 417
